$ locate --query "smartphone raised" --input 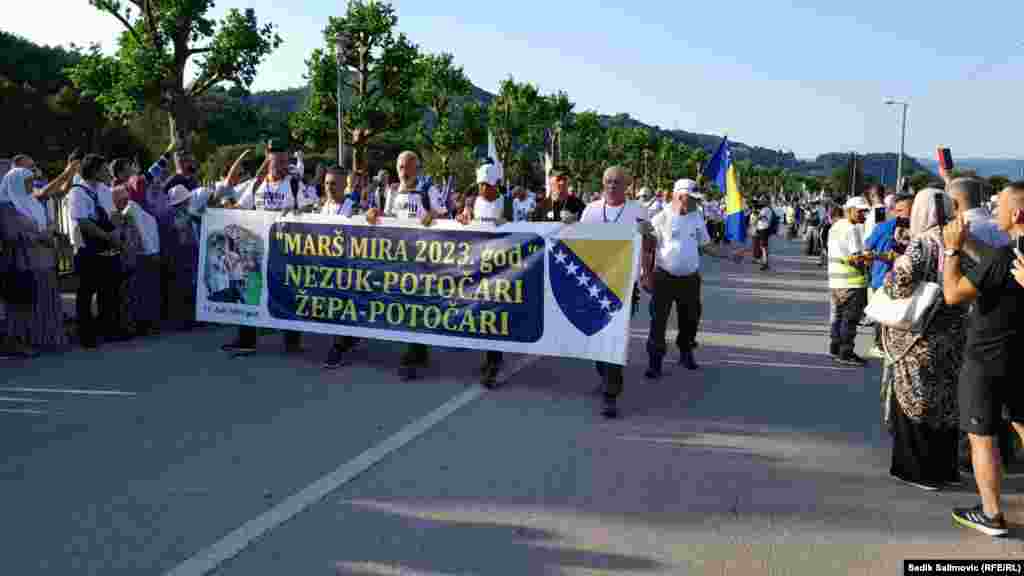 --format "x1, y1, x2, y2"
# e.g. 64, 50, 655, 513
936, 146, 954, 178
934, 191, 948, 227
1015, 235, 1024, 260
874, 206, 886, 224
